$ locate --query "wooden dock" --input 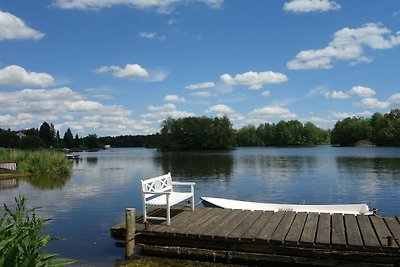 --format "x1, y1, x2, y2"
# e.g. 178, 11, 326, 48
111, 208, 400, 266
